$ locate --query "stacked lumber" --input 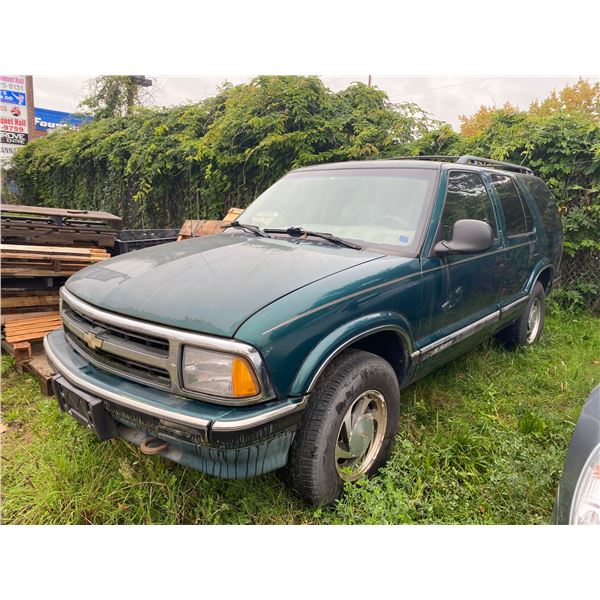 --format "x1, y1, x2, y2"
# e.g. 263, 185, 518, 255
1, 204, 122, 248
1, 204, 121, 394
0, 244, 110, 277
224, 207, 243, 222
176, 207, 242, 241
177, 219, 226, 241
1, 312, 62, 380
1, 290, 60, 320
3, 313, 62, 344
